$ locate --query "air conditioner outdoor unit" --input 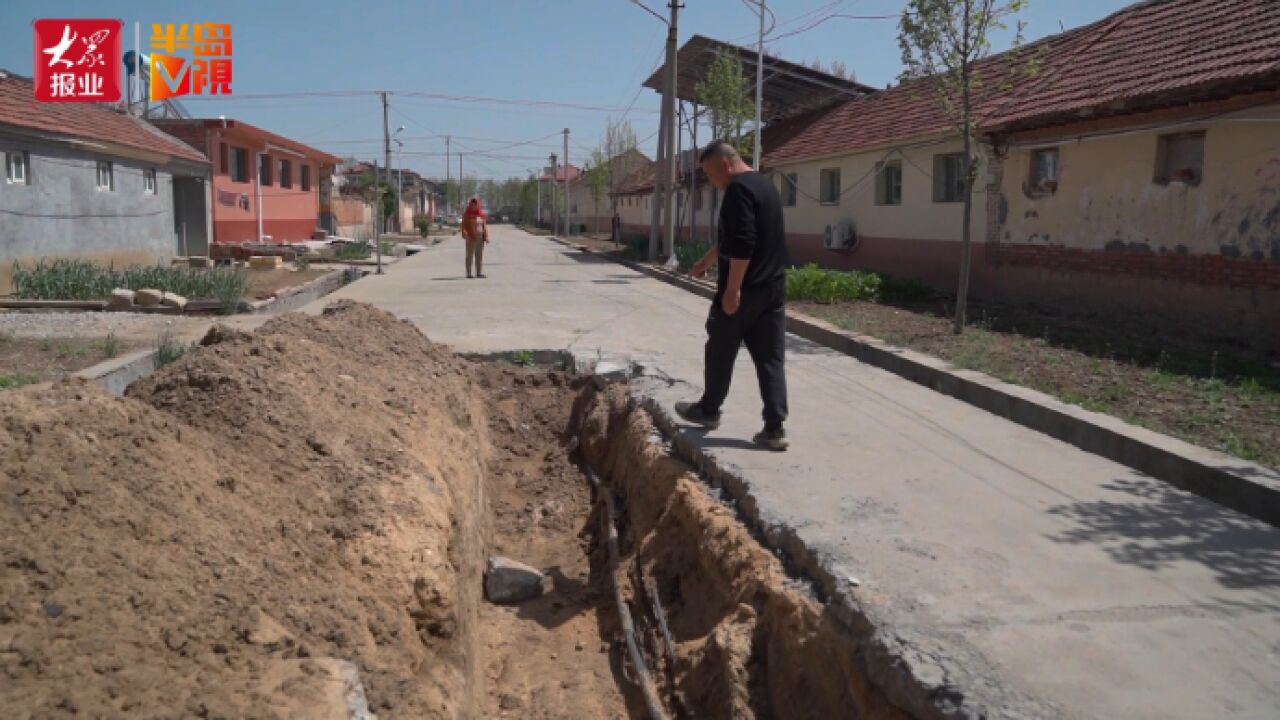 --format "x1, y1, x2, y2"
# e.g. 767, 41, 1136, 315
824, 221, 858, 251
